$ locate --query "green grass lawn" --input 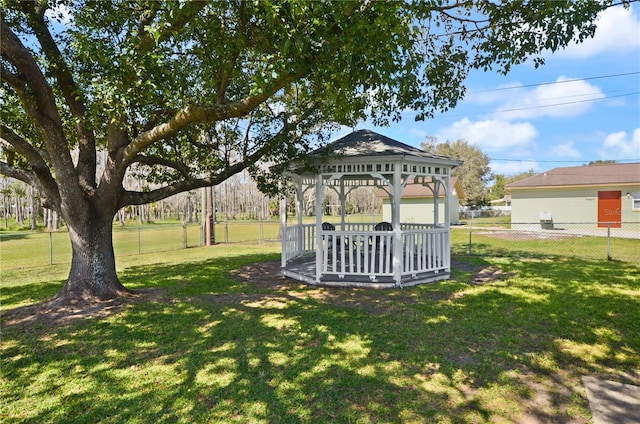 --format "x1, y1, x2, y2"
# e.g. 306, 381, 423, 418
1, 239, 639, 423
